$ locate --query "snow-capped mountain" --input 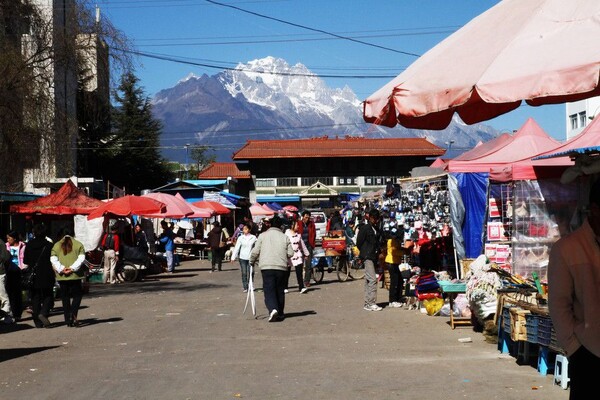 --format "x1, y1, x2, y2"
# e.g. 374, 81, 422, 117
151, 56, 498, 162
